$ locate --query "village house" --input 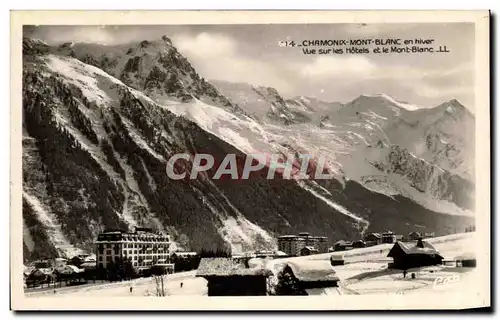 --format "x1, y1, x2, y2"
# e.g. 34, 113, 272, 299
334, 240, 353, 251
382, 231, 397, 244
454, 253, 477, 268
408, 231, 422, 241
196, 257, 272, 296
423, 232, 436, 239
363, 233, 382, 245
387, 239, 444, 270
300, 246, 319, 256
274, 260, 340, 295
352, 240, 366, 248
52, 265, 86, 285
33, 259, 52, 269
25, 268, 55, 288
